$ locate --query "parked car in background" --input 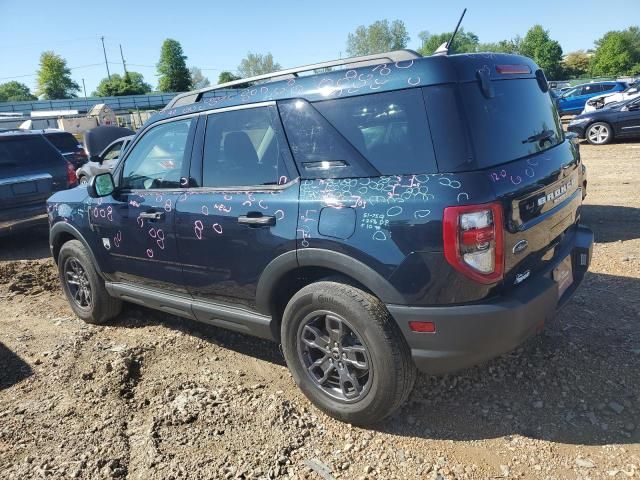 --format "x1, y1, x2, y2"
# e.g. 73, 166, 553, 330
556, 81, 627, 115
568, 96, 640, 145
0, 130, 77, 236
40, 129, 88, 170
76, 135, 133, 185
48, 51, 593, 425
582, 80, 640, 113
